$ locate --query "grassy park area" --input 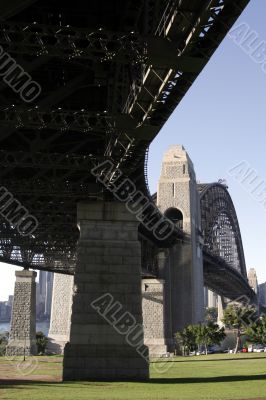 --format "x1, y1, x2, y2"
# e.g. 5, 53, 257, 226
0, 353, 265, 400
